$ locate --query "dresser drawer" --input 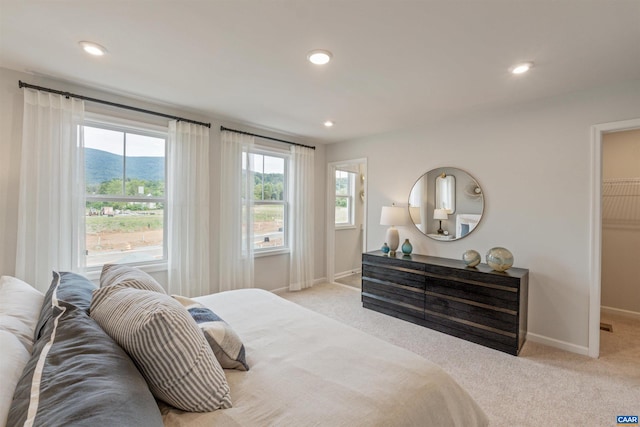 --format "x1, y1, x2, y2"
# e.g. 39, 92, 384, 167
363, 278, 424, 308
362, 291, 424, 320
424, 293, 517, 334
426, 276, 518, 311
362, 264, 425, 290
